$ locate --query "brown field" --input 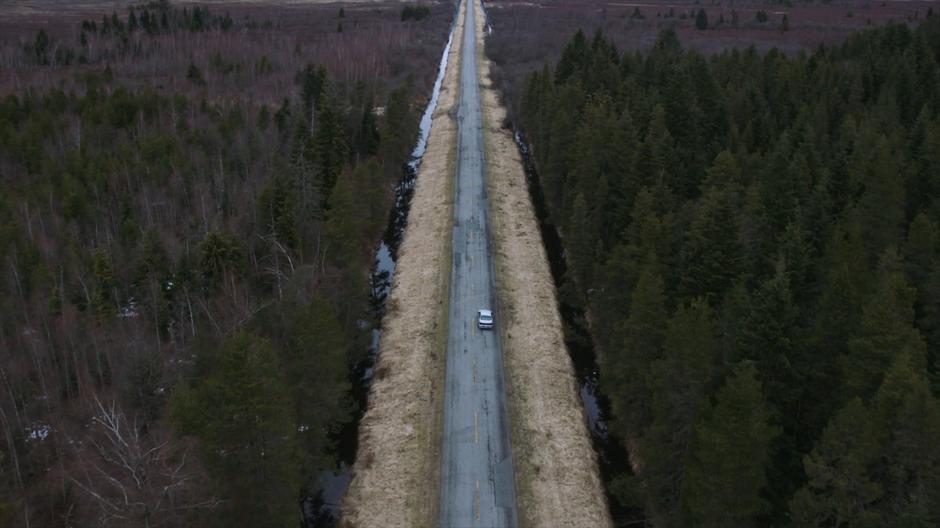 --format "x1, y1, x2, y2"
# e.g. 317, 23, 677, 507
0, 0, 417, 18
0, 0, 452, 103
